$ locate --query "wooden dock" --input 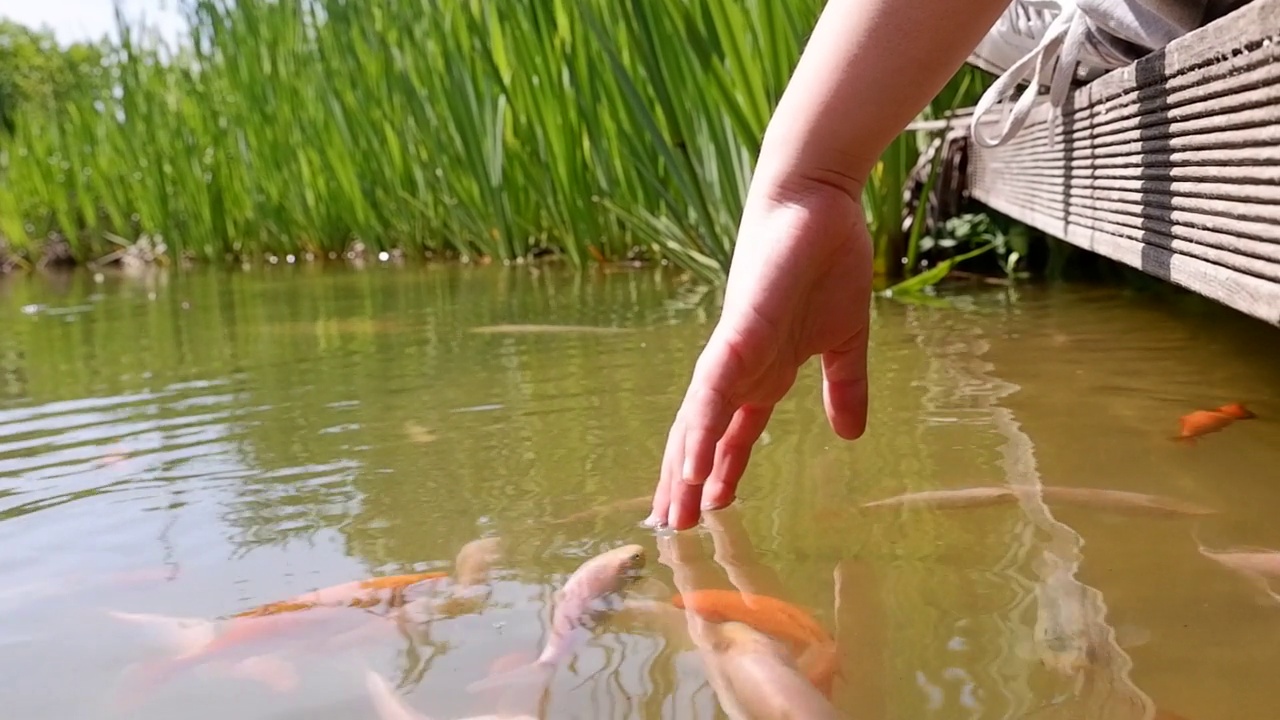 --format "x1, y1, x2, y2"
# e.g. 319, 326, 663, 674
955, 0, 1280, 326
